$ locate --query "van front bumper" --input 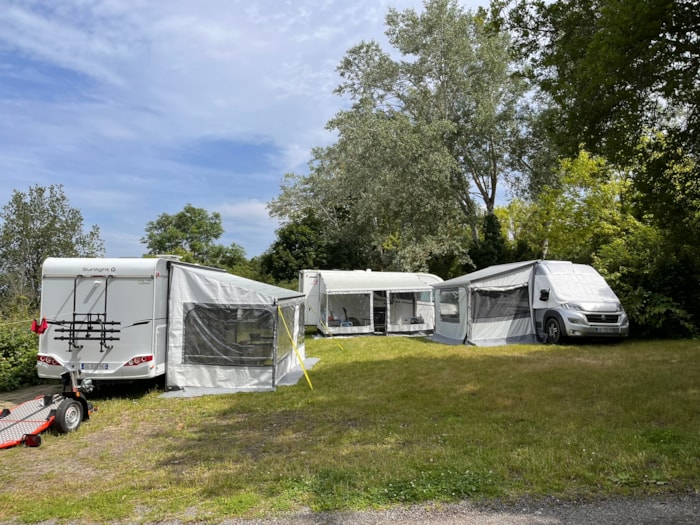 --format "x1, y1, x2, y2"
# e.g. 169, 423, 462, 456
562, 312, 629, 338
